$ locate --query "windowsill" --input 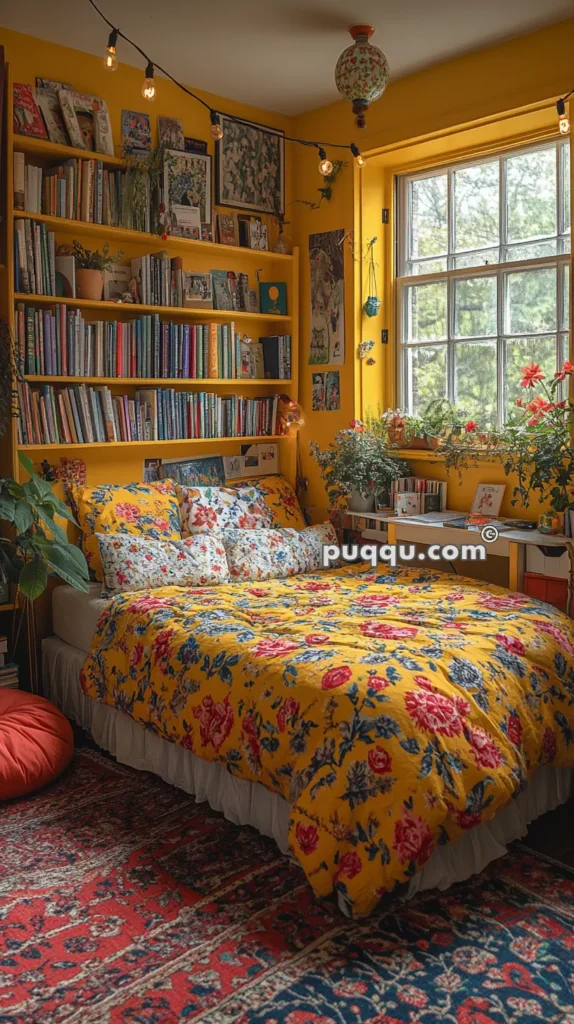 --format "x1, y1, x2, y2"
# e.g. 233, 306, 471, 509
393, 446, 509, 465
